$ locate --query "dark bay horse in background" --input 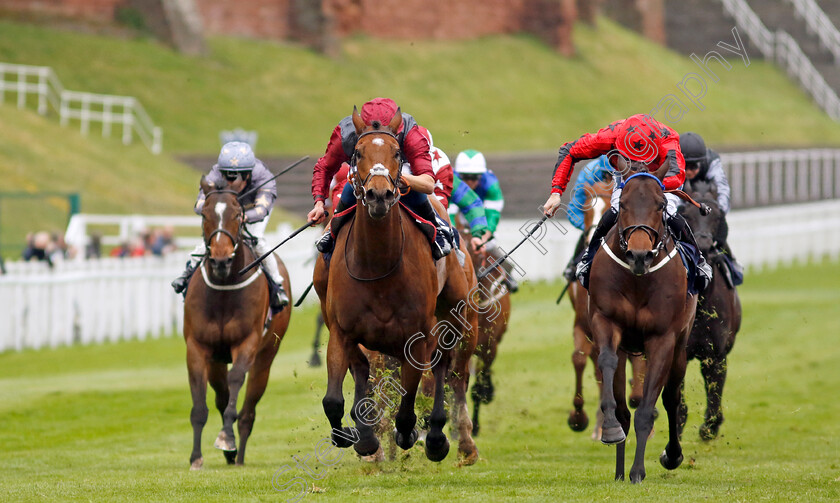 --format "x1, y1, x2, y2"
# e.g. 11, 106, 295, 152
183, 177, 292, 469
313, 107, 480, 464
566, 182, 647, 439
679, 179, 741, 440
587, 160, 697, 482
455, 226, 511, 437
